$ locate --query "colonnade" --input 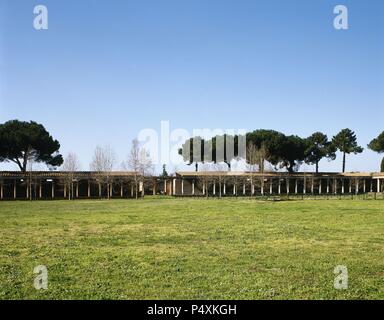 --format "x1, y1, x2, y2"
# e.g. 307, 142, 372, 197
173, 176, 384, 197
0, 172, 383, 199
